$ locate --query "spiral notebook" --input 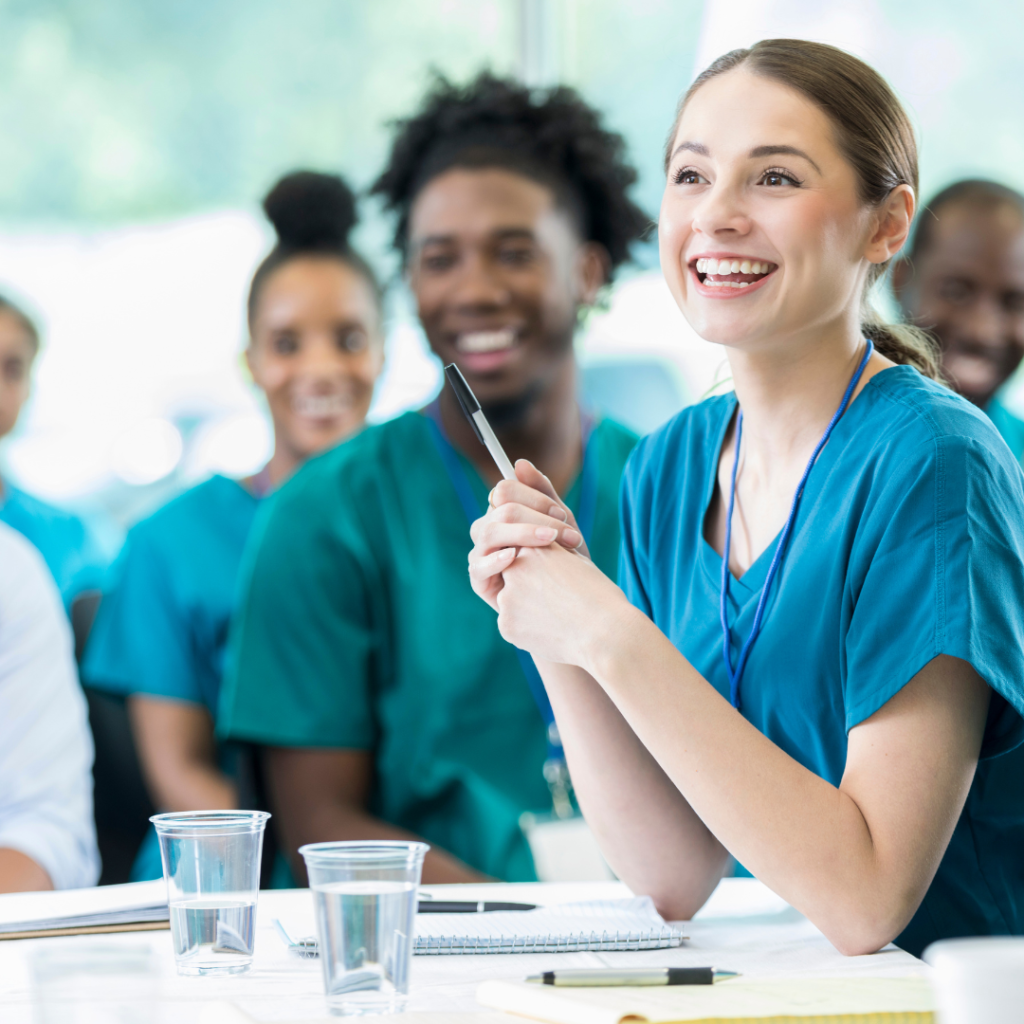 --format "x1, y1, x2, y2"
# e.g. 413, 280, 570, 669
414, 897, 686, 955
